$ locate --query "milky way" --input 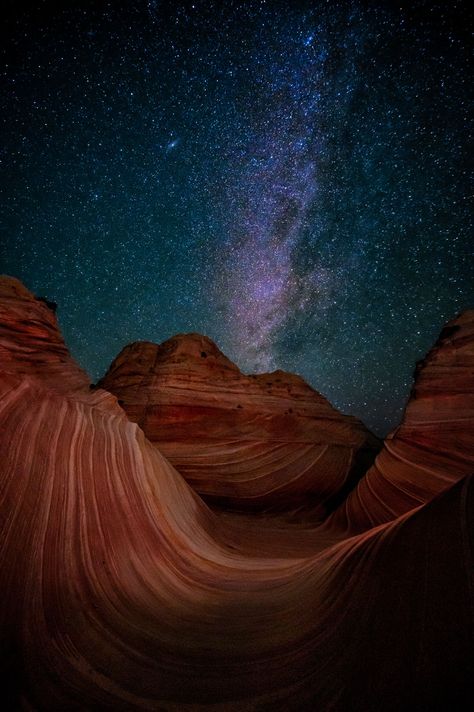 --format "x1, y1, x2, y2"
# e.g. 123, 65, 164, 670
1, 1, 472, 435
218, 11, 362, 369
